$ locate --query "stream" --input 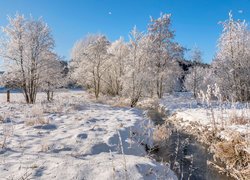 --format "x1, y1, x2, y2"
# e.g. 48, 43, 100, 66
147, 109, 234, 180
